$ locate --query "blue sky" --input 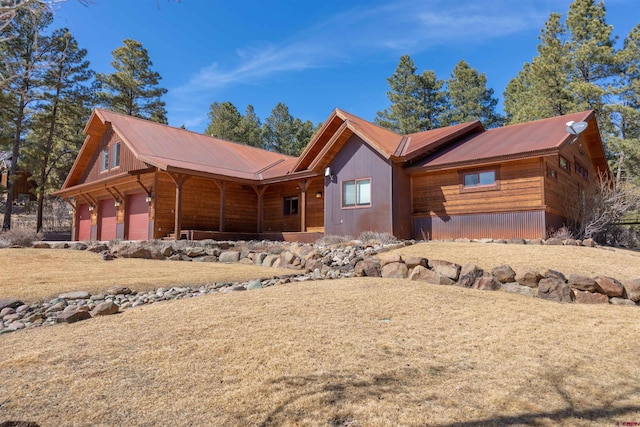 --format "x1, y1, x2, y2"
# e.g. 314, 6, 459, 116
52, 0, 638, 132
